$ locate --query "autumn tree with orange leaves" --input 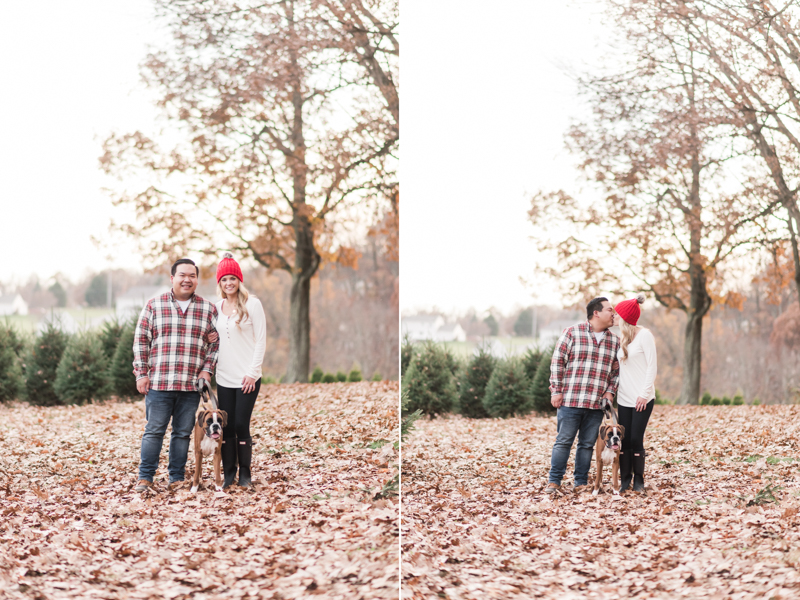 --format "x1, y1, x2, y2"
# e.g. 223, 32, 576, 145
100, 0, 398, 382
529, 2, 780, 404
